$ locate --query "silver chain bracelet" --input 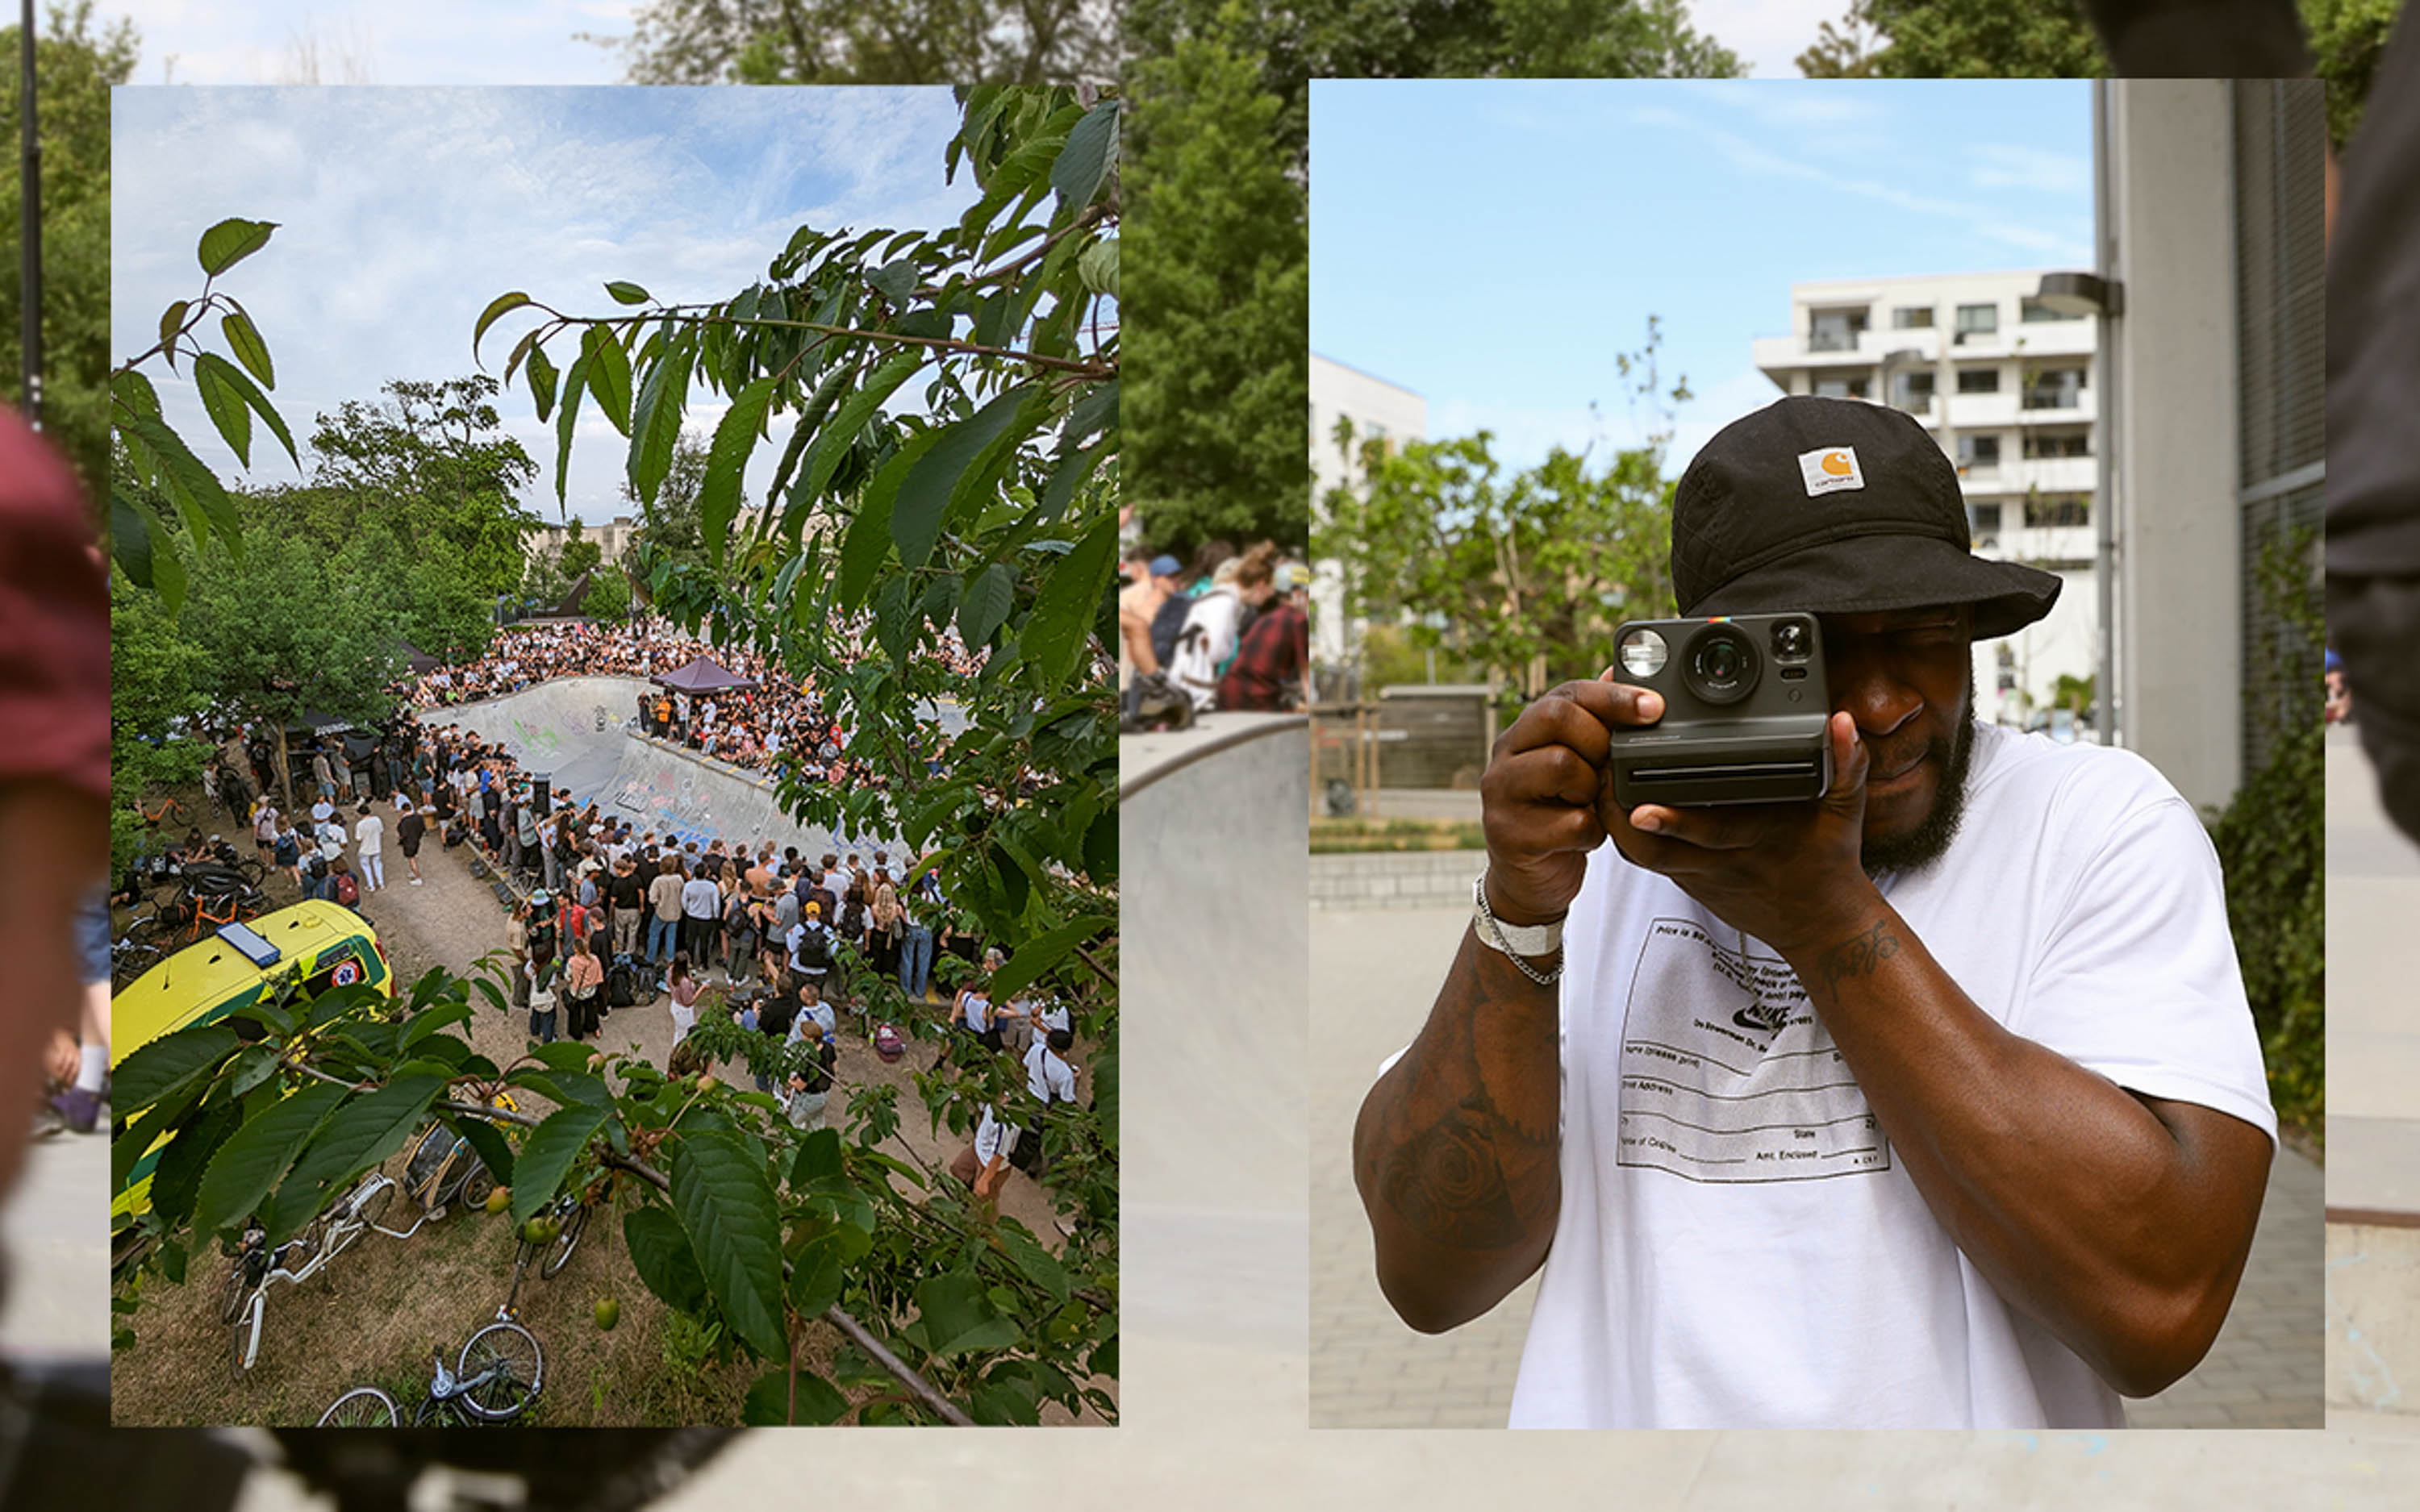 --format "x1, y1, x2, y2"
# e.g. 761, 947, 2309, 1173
1472, 873, 1564, 987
